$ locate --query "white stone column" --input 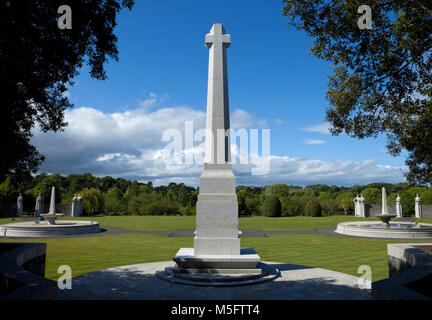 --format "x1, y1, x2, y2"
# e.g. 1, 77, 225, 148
71, 195, 77, 217
35, 194, 42, 217
359, 194, 365, 217
415, 194, 422, 218
396, 194, 402, 218
194, 24, 240, 256
353, 195, 359, 217
48, 186, 56, 214
17, 193, 23, 217
77, 196, 83, 217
